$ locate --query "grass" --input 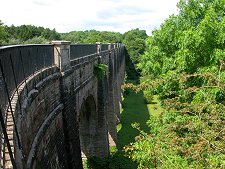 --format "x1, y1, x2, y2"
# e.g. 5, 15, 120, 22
146, 95, 164, 117
118, 89, 150, 149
